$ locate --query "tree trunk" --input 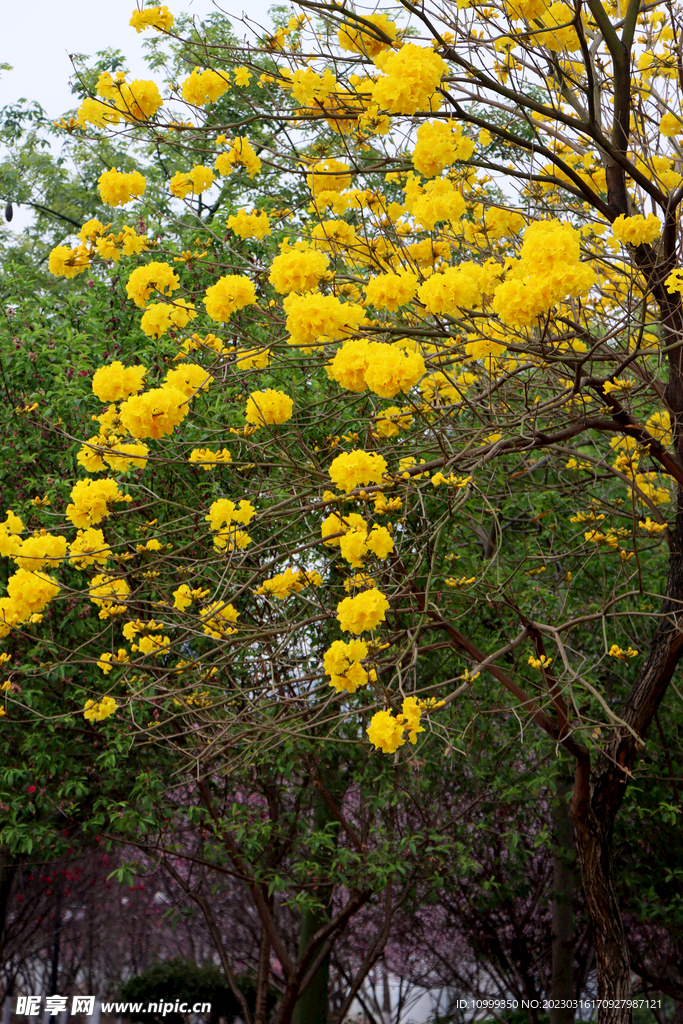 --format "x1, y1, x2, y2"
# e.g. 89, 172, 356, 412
550, 775, 575, 1024
290, 787, 336, 1024
0, 848, 18, 962
573, 807, 631, 1017
290, 902, 330, 1024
